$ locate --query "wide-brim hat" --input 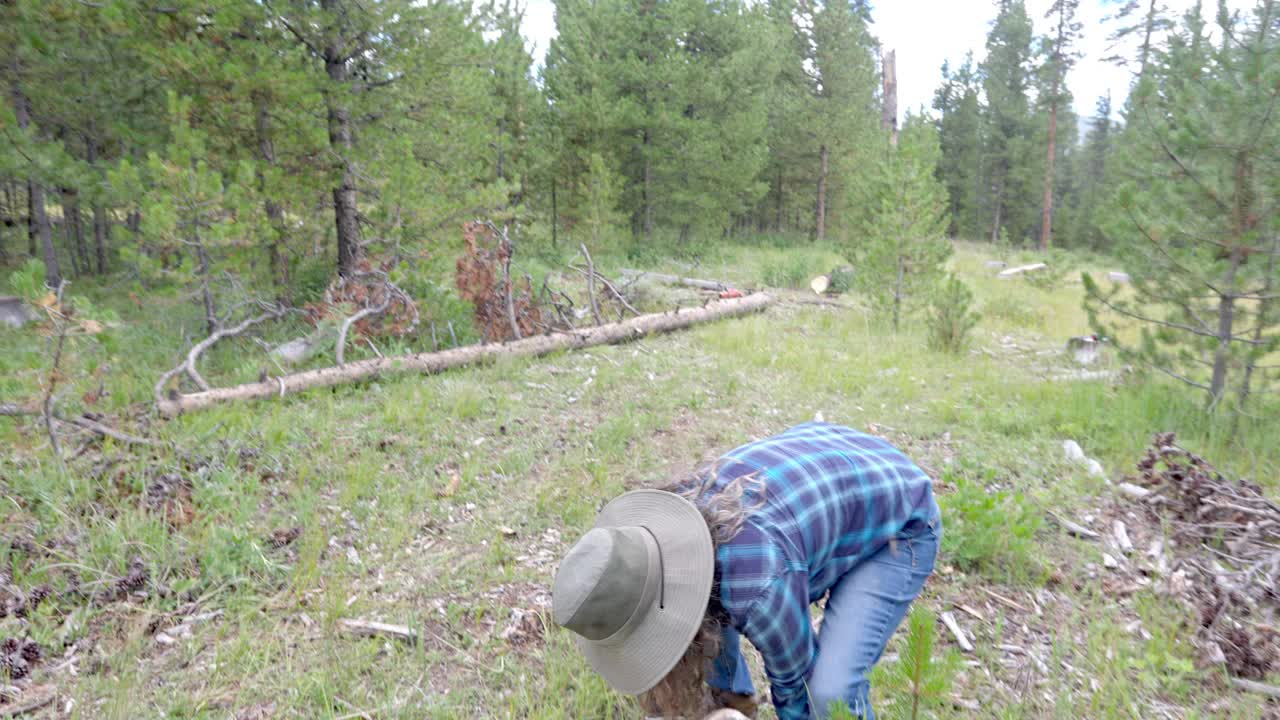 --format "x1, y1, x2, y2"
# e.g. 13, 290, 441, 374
552, 489, 714, 695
